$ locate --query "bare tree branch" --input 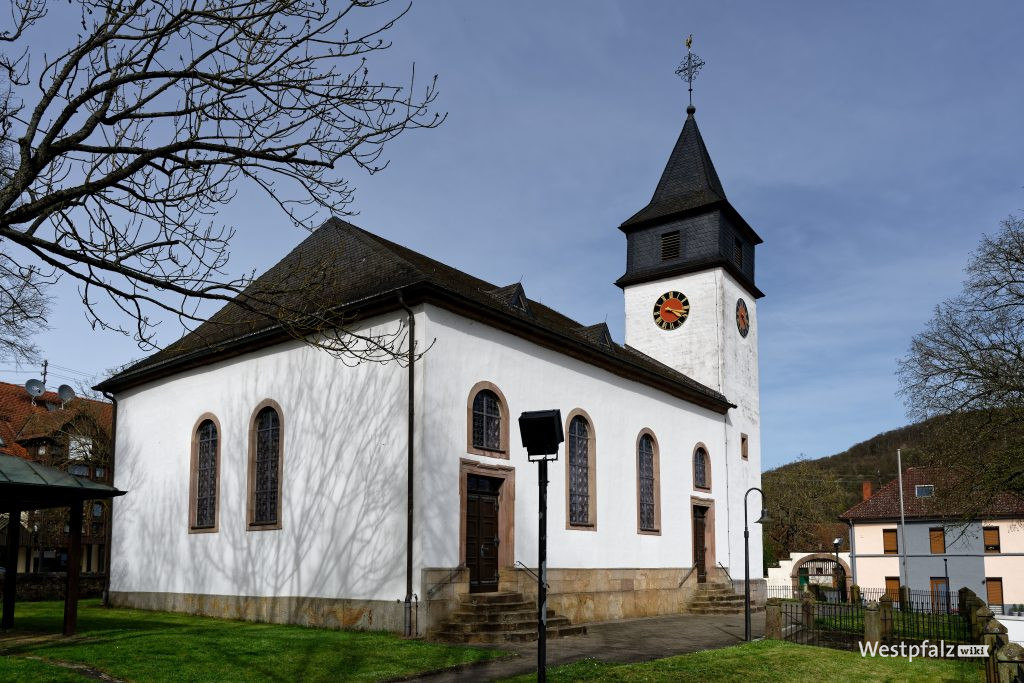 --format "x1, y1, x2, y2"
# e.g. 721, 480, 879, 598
897, 214, 1024, 511
0, 0, 443, 359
